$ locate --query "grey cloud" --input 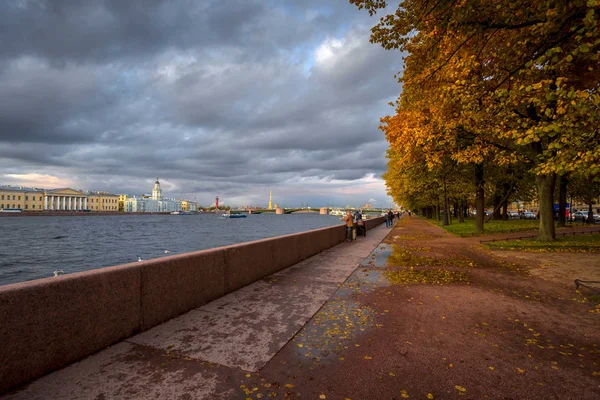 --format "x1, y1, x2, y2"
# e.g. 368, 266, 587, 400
0, 0, 399, 207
